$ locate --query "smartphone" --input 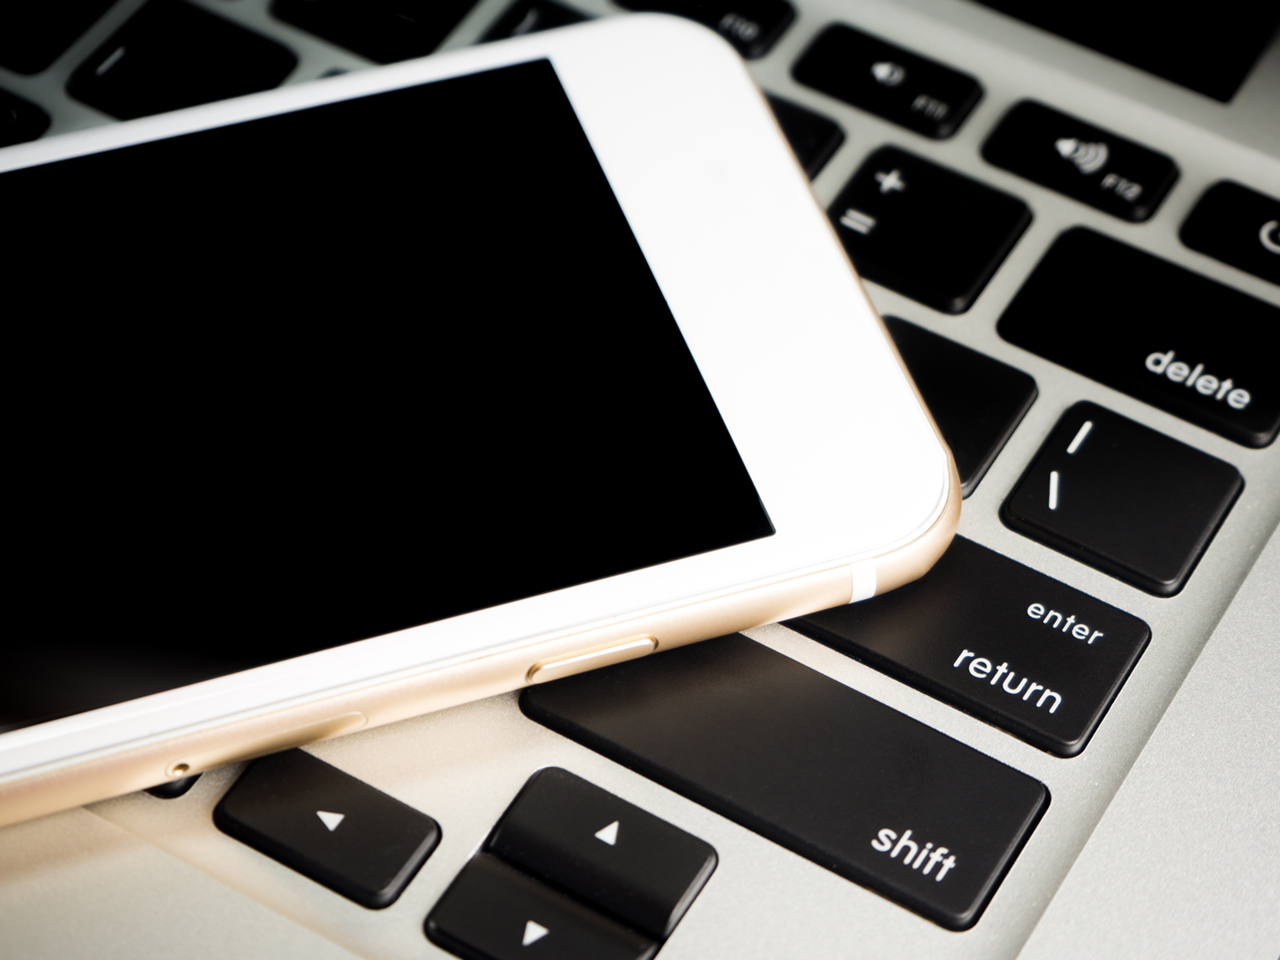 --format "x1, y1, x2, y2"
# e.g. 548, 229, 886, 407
1, 14, 958, 827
